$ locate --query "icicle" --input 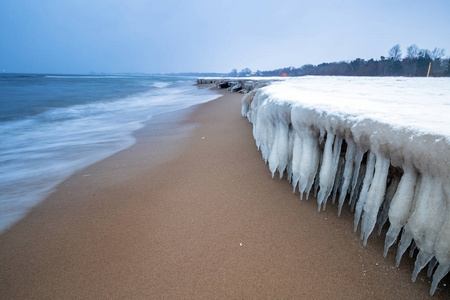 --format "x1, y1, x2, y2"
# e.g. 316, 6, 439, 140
305, 135, 320, 200
361, 152, 390, 245
412, 250, 433, 282
377, 176, 399, 236
251, 97, 263, 150
258, 103, 275, 164
291, 132, 303, 193
349, 146, 365, 201
317, 133, 343, 211
427, 257, 437, 278
276, 123, 289, 179
332, 156, 345, 205
253, 109, 263, 155
268, 106, 290, 178
317, 132, 335, 210
396, 230, 413, 267
298, 128, 320, 200
350, 164, 366, 212
429, 183, 450, 294
430, 264, 450, 296
404, 177, 446, 280
338, 139, 356, 216
268, 123, 280, 178
323, 136, 342, 210
354, 152, 376, 232
384, 163, 418, 257
286, 127, 295, 183
313, 150, 322, 199
431, 230, 450, 294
